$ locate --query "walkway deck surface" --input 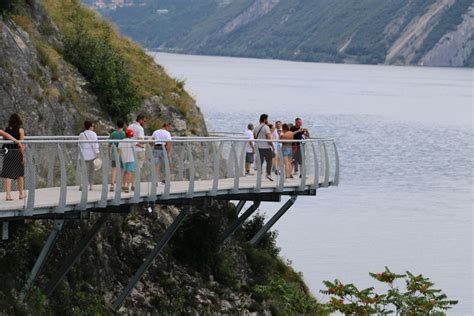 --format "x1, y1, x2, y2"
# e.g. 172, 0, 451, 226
0, 175, 324, 219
